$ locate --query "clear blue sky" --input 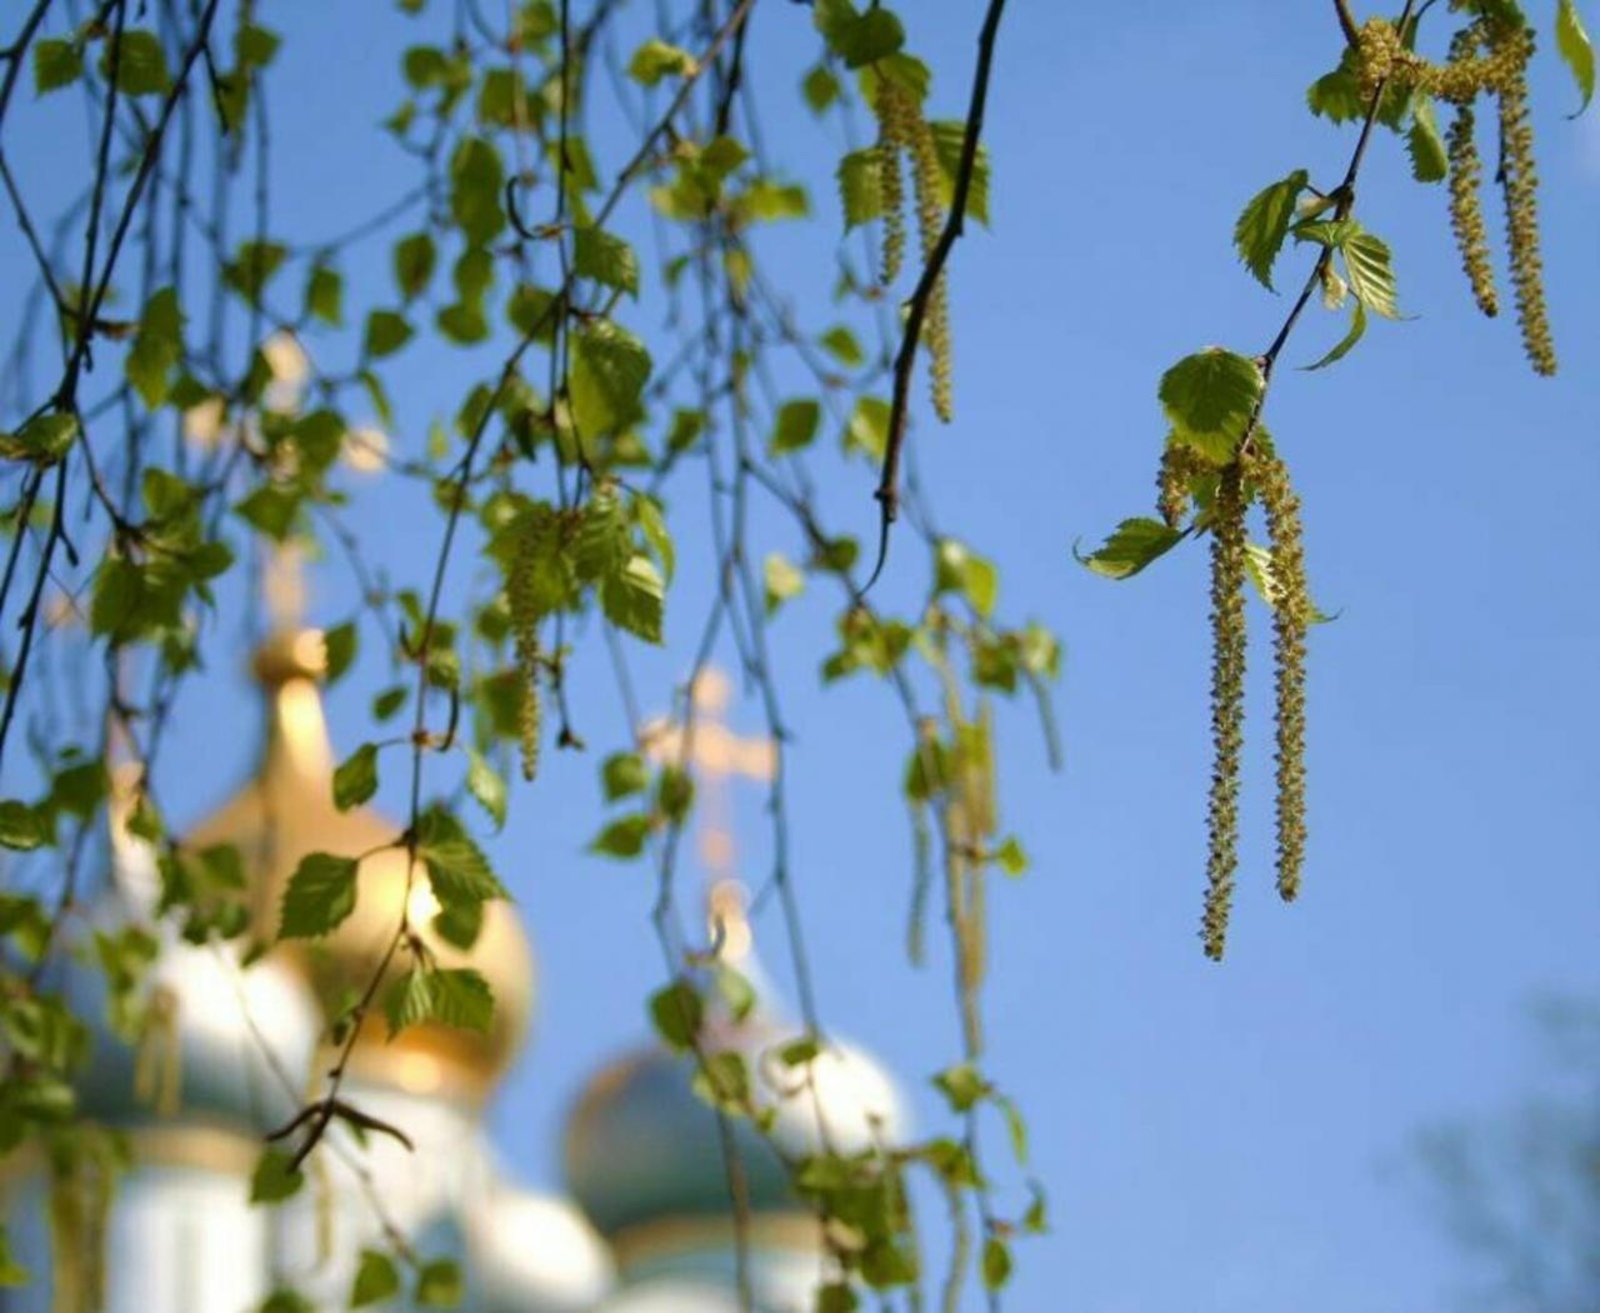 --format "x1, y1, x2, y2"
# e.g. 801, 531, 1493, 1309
6, 3, 1599, 1309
